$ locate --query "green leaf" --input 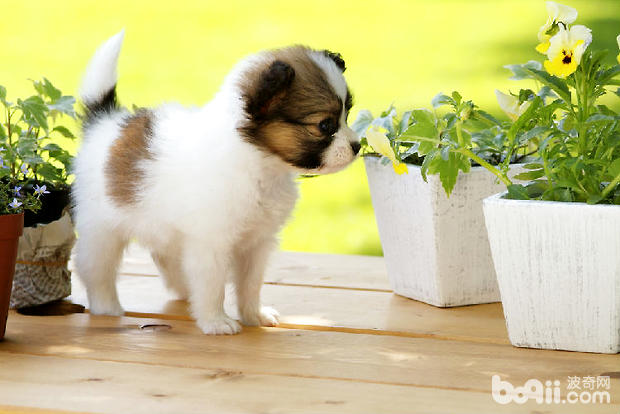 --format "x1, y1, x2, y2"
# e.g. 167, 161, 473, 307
451, 91, 462, 104
42, 143, 63, 153
16, 135, 37, 158
0, 85, 6, 101
503, 61, 543, 80
22, 155, 44, 165
520, 125, 549, 142
431, 92, 455, 108
52, 125, 75, 138
586, 114, 617, 123
38, 78, 62, 101
514, 169, 545, 180
19, 95, 49, 131
437, 152, 460, 196
420, 149, 438, 181
417, 139, 437, 156
523, 68, 571, 104
36, 163, 63, 183
537, 86, 557, 101
372, 110, 397, 136
351, 110, 374, 137
475, 110, 501, 126
525, 180, 548, 198
399, 143, 419, 160
587, 194, 604, 204
401, 109, 438, 140
505, 184, 530, 200
596, 65, 620, 86
608, 158, 620, 177
398, 111, 412, 135
523, 163, 544, 170
49, 95, 76, 117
